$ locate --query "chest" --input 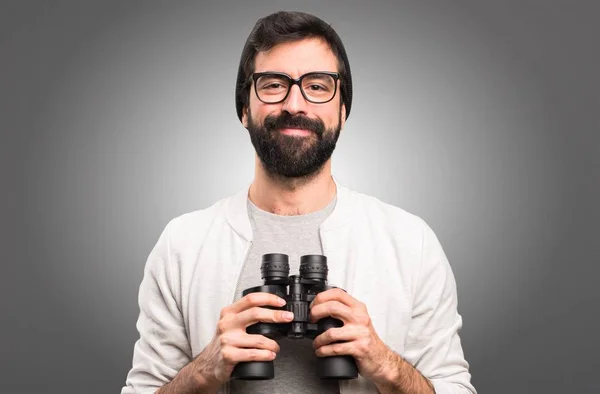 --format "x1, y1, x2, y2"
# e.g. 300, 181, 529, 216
185, 224, 418, 357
